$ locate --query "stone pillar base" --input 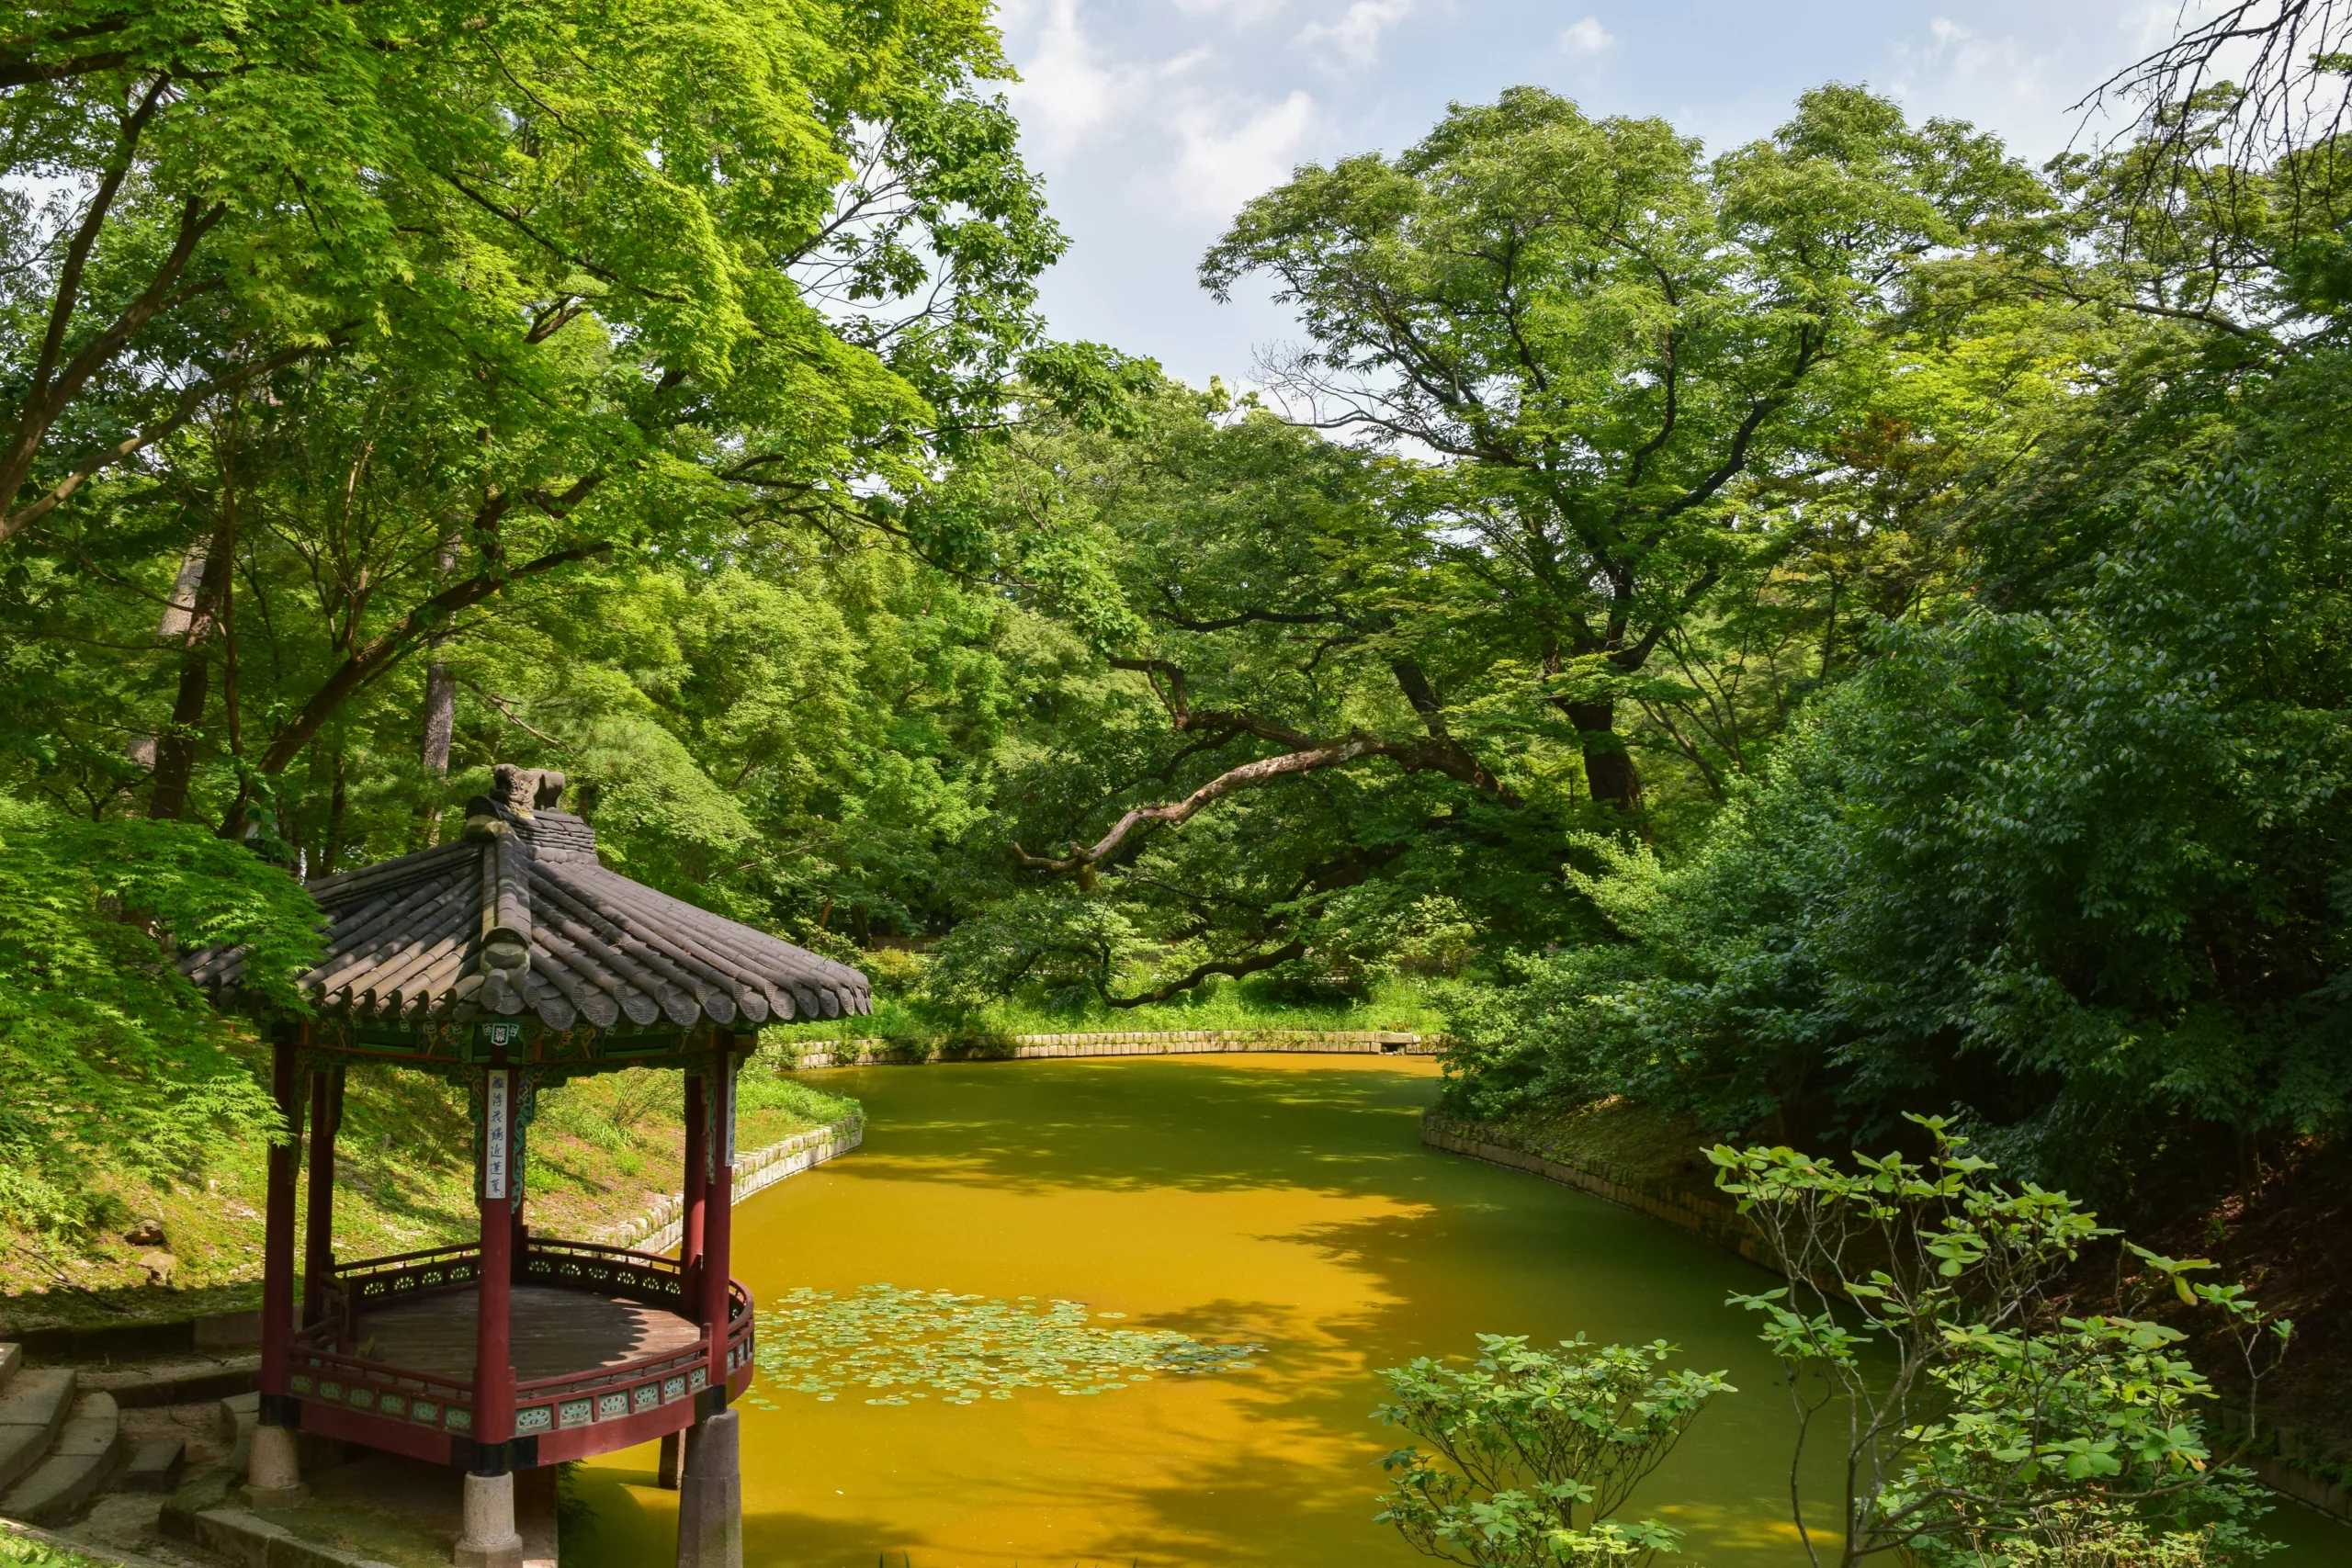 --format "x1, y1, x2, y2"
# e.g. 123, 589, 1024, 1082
657, 1429, 682, 1490
455, 1471, 525, 1568
243, 1423, 309, 1508
675, 1409, 741, 1568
